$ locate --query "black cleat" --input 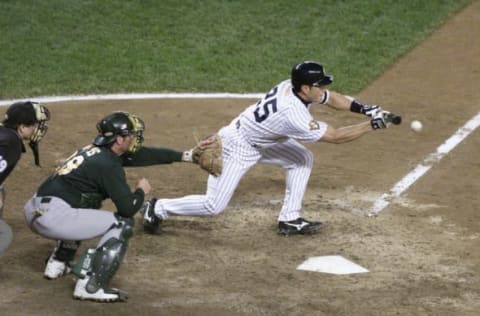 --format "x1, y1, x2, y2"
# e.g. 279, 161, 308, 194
141, 198, 160, 234
278, 217, 322, 236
